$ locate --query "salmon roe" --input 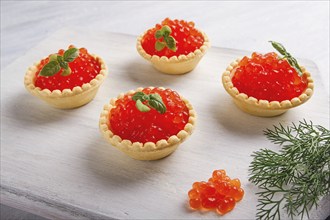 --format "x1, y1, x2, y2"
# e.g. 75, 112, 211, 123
34, 45, 101, 91
109, 88, 189, 143
231, 52, 308, 102
188, 169, 244, 215
141, 18, 204, 58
